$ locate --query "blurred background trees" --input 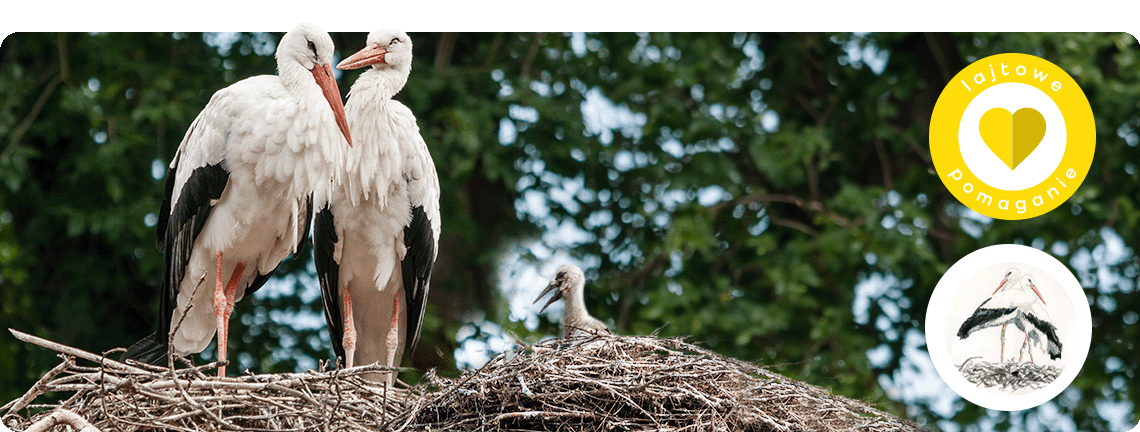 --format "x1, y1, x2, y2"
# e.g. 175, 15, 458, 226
1, 32, 1136, 430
